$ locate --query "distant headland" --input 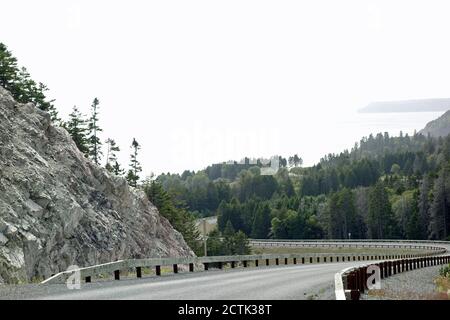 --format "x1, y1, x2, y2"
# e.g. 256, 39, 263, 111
359, 98, 450, 113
